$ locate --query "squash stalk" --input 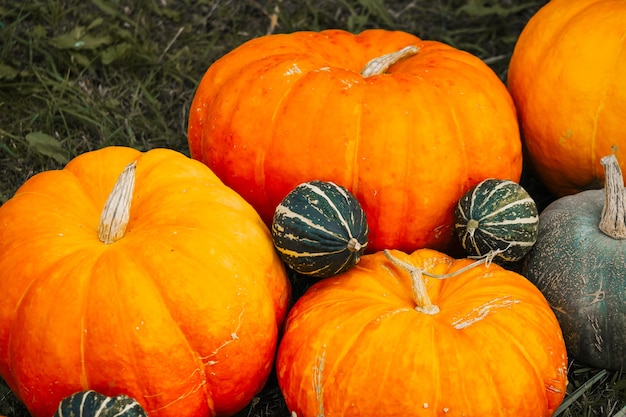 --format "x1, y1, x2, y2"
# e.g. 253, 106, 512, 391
98, 161, 137, 244
383, 250, 439, 315
347, 237, 362, 252
361, 45, 419, 77
599, 154, 626, 239
383, 249, 500, 315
